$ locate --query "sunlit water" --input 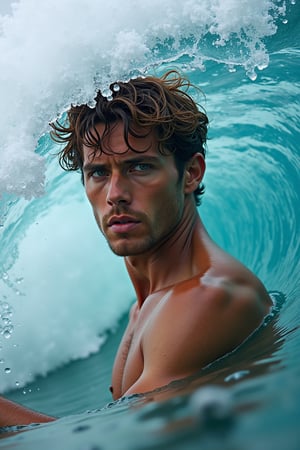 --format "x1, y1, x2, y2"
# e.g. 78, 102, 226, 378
0, 0, 299, 449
